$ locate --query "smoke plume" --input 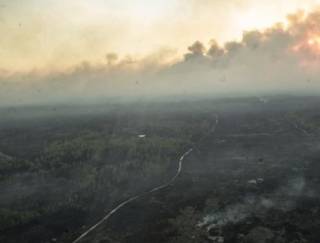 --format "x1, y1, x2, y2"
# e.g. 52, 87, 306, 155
1, 8, 320, 106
